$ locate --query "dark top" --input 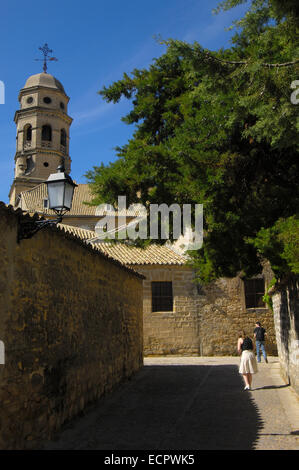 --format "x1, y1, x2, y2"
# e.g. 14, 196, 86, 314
254, 326, 266, 341
241, 337, 253, 351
